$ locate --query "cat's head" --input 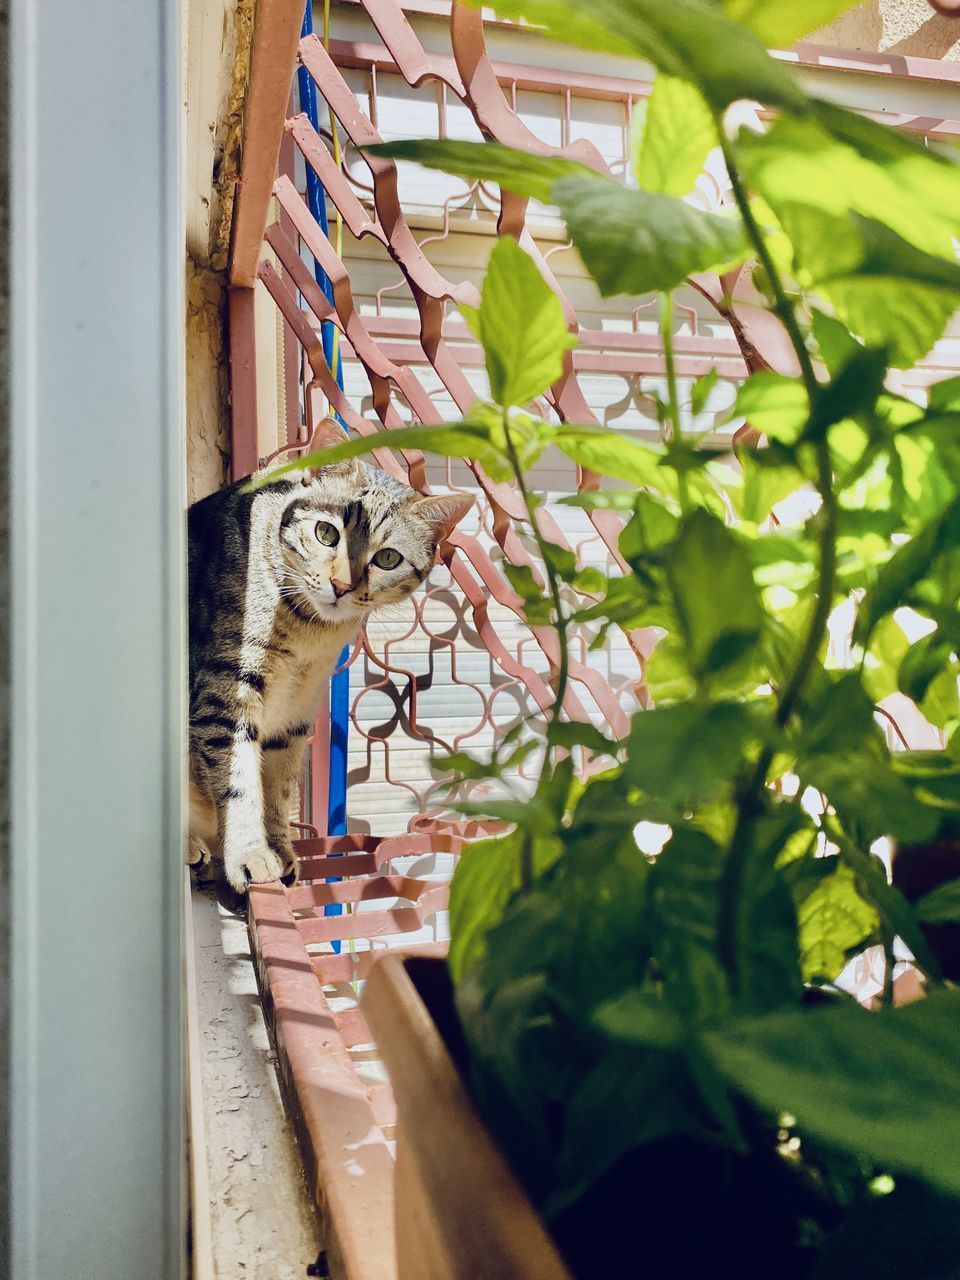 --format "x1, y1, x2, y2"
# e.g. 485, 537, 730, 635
273, 418, 473, 624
